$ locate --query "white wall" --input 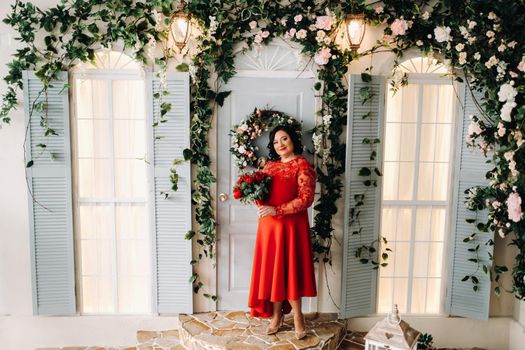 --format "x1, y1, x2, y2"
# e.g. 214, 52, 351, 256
0, 1, 519, 349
